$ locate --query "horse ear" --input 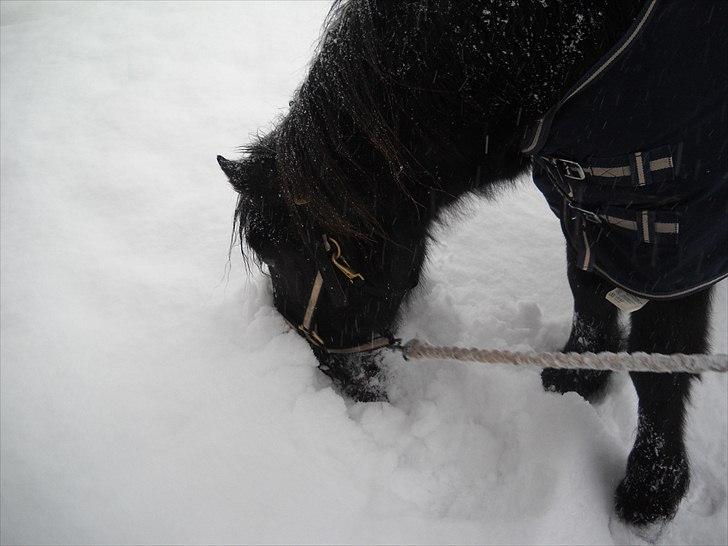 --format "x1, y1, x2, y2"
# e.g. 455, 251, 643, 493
217, 155, 247, 194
